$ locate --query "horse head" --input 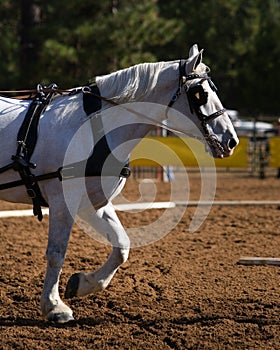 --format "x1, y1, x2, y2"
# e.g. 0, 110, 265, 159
167, 44, 239, 158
